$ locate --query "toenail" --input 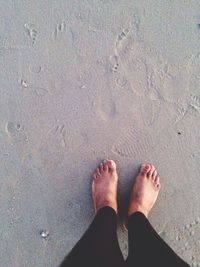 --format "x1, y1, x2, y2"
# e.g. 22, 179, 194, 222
108, 160, 115, 168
